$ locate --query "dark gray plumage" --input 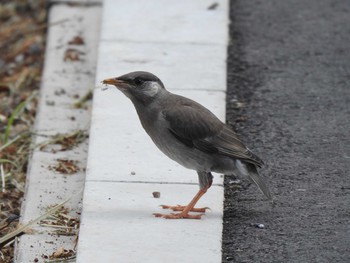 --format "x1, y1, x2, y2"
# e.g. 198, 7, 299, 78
103, 71, 271, 219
